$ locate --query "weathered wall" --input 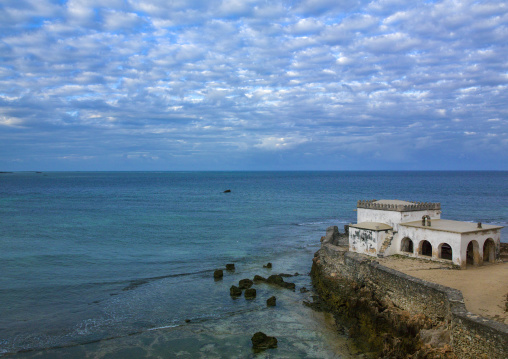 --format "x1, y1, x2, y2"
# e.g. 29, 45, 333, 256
315, 243, 508, 359
357, 208, 441, 231
348, 227, 388, 256
459, 231, 501, 265
394, 227, 502, 268
397, 226, 462, 265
